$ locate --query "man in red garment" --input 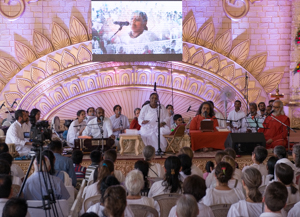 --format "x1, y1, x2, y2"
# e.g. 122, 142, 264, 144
259, 100, 290, 149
